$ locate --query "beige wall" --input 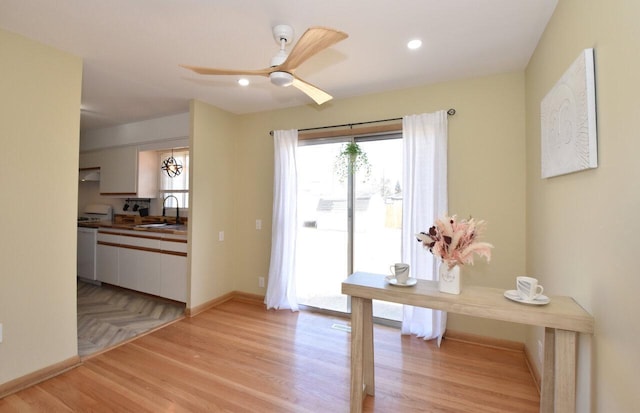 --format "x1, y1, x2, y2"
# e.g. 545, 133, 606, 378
188, 100, 238, 308
0, 29, 82, 384
525, 1, 640, 411
232, 72, 528, 341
